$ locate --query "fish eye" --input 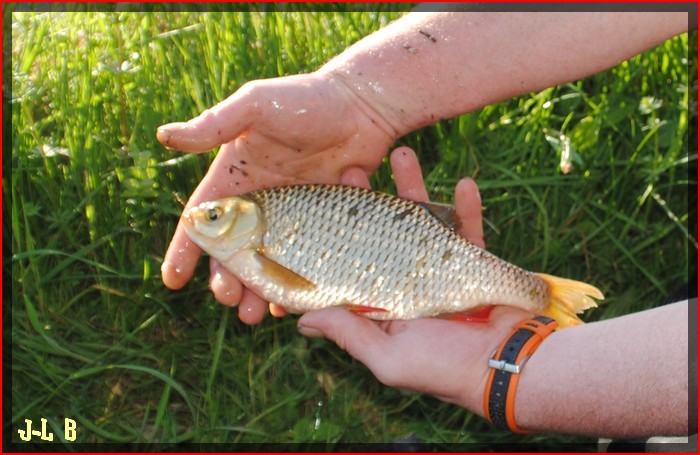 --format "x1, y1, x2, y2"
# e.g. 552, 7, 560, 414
206, 208, 222, 222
